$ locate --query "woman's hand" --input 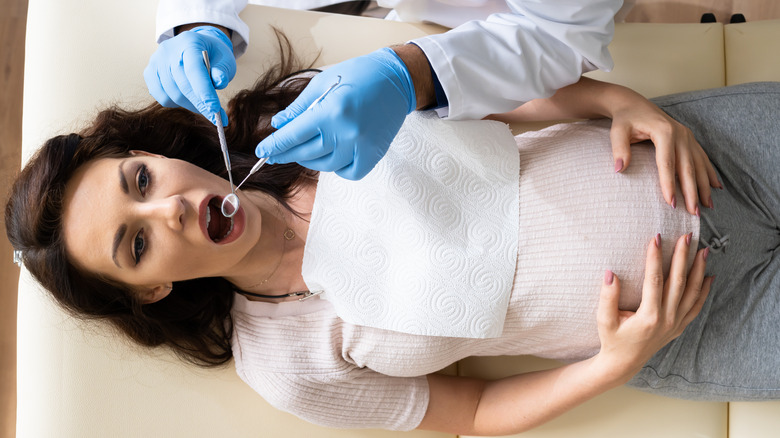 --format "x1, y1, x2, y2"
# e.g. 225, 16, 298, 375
488, 78, 721, 215
595, 233, 713, 380
420, 233, 712, 436
609, 98, 721, 215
